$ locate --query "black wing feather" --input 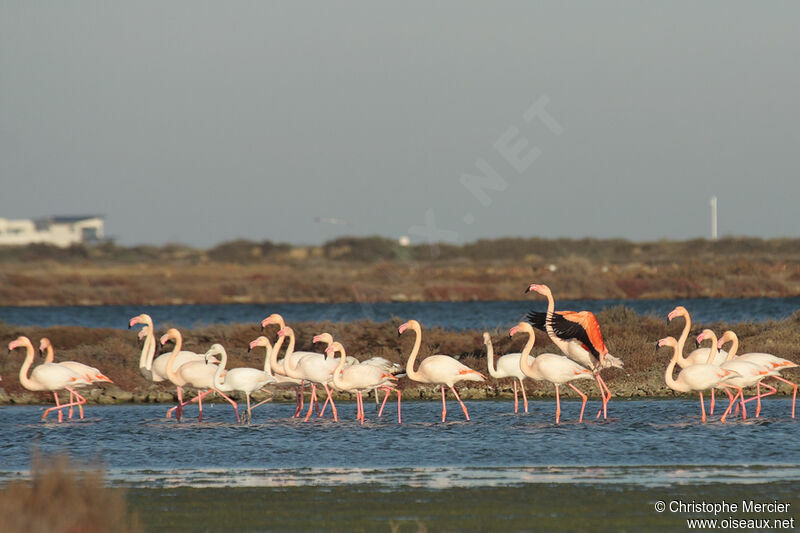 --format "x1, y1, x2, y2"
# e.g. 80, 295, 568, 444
526, 311, 548, 331
547, 313, 601, 358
